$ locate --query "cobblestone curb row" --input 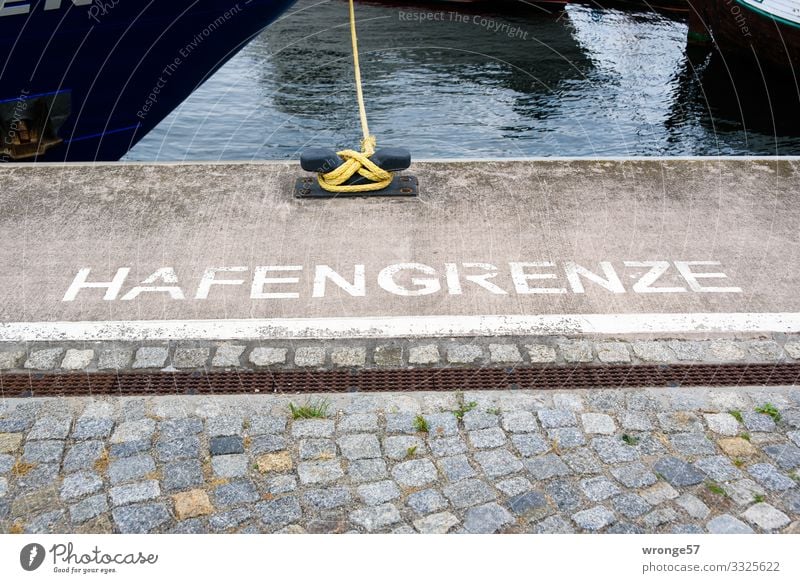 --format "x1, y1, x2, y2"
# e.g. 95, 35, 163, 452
0, 336, 799, 373
1, 386, 799, 534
